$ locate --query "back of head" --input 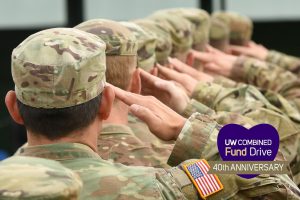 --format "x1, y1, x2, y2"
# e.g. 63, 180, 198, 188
0, 156, 82, 199
12, 28, 107, 139
134, 19, 172, 65
158, 8, 210, 51
212, 11, 253, 46
209, 17, 230, 52
75, 19, 138, 90
148, 10, 193, 60
120, 21, 157, 72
